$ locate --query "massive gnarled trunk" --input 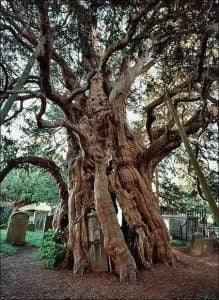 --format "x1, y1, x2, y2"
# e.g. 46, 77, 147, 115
53, 72, 174, 282
1, 0, 218, 283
